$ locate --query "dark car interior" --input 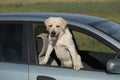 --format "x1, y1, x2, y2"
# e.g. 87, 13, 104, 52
80, 50, 116, 70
